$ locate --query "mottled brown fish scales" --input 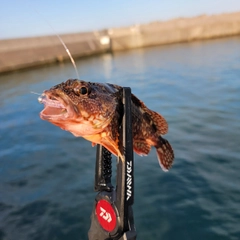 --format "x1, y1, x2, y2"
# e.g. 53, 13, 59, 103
39, 79, 174, 171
